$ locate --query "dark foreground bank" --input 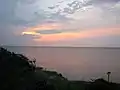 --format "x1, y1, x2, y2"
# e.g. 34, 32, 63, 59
0, 47, 120, 90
